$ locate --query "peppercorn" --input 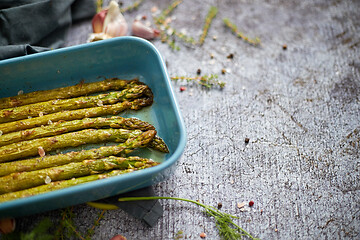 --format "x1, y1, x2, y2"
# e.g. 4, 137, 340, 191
197, 69, 202, 75
180, 87, 186, 92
